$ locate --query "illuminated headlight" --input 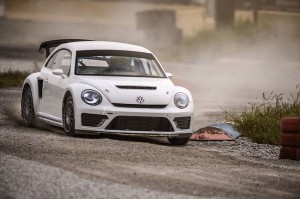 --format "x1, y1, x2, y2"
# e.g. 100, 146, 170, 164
174, 92, 189, 109
81, 90, 102, 106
